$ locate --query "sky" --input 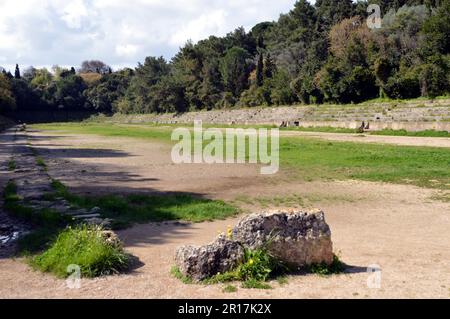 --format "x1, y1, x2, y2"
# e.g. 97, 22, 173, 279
0, 0, 298, 72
